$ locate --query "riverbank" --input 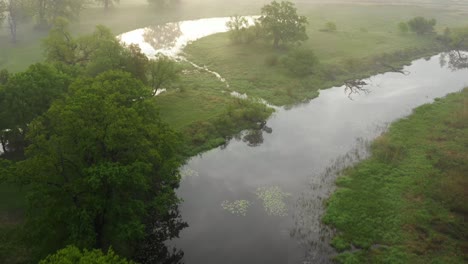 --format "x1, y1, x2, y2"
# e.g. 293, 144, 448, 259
158, 3, 468, 153
323, 88, 468, 263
